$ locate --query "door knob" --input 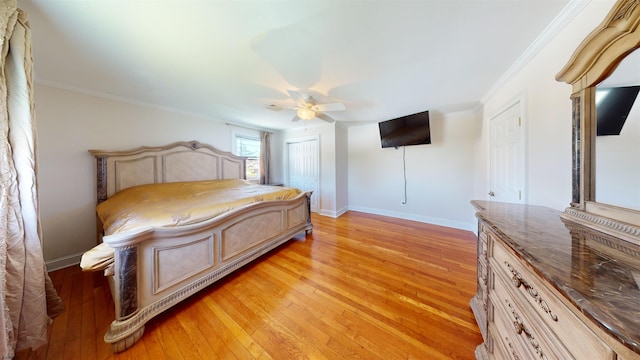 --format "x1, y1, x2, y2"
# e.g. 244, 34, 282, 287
488, 191, 495, 197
